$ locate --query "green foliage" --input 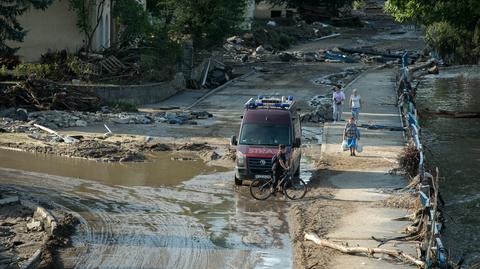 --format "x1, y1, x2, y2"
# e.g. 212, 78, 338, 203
12, 63, 52, 79
0, 0, 53, 56
0, 65, 8, 78
67, 56, 93, 80
68, 0, 89, 36
113, 0, 151, 47
352, 0, 365, 10
159, 0, 247, 50
385, 0, 480, 63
